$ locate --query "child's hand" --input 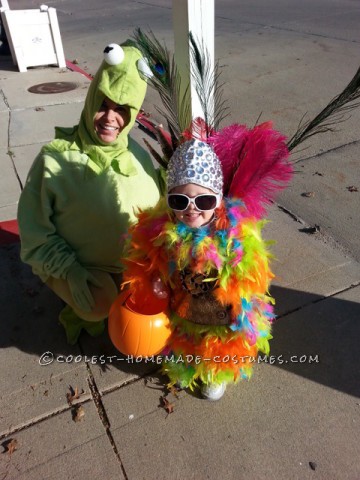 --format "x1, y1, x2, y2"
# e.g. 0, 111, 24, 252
152, 275, 168, 299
